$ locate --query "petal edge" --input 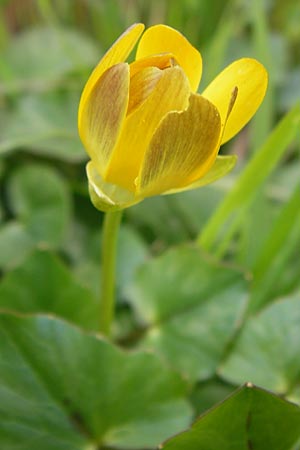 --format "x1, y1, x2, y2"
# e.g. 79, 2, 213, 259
163, 155, 237, 195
